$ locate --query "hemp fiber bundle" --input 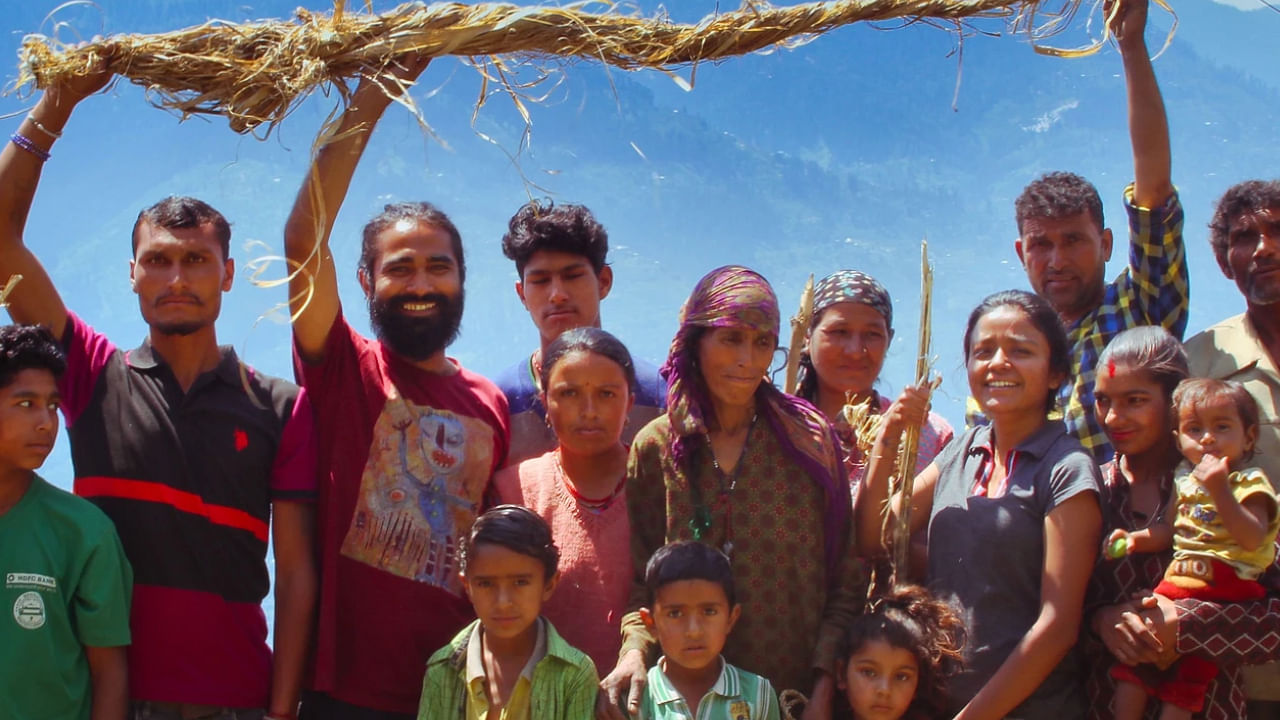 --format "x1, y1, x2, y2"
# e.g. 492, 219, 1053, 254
16, 0, 1091, 135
